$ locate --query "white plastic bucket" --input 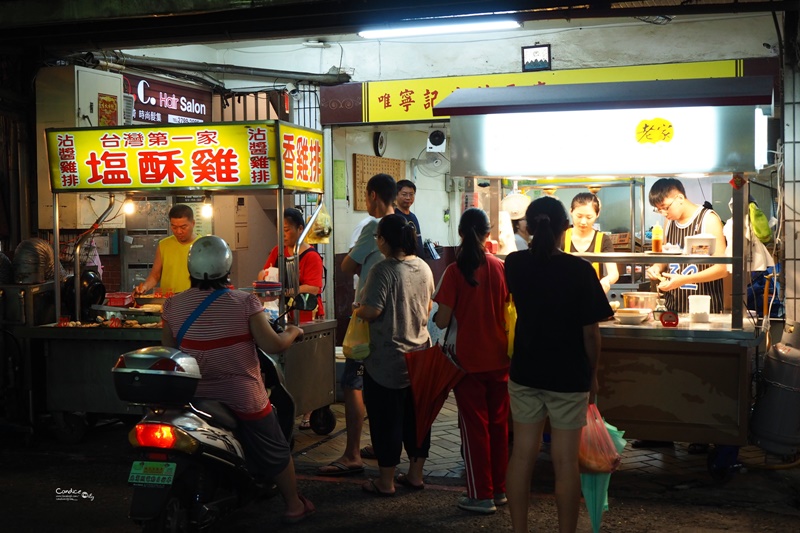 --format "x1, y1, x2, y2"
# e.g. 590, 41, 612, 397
688, 295, 711, 322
